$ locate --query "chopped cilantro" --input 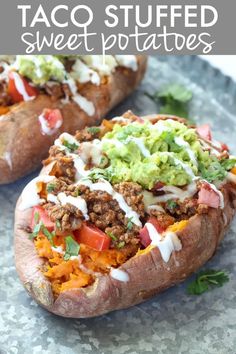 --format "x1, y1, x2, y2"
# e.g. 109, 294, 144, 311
34, 211, 39, 224
41, 226, 54, 246
117, 241, 125, 249
167, 200, 177, 209
29, 220, 43, 240
46, 183, 55, 193
106, 232, 117, 241
63, 140, 79, 152
127, 217, 134, 231
187, 269, 229, 295
55, 220, 61, 230
64, 236, 80, 261
87, 127, 100, 134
